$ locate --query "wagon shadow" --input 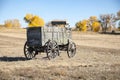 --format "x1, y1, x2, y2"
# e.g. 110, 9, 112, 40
0, 56, 27, 62
42, 56, 49, 60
